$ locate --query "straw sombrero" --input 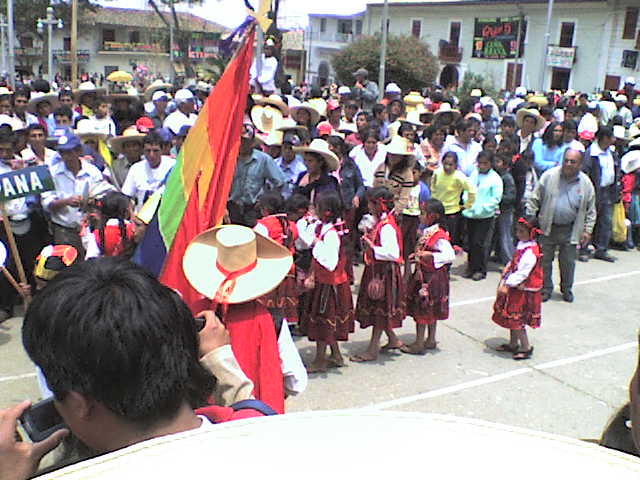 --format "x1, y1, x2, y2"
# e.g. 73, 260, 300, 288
398, 111, 424, 128
386, 135, 416, 157
75, 118, 108, 141
108, 126, 146, 154
251, 105, 284, 134
516, 108, 545, 131
403, 91, 425, 113
293, 138, 339, 171
256, 130, 284, 147
277, 118, 309, 136
628, 123, 640, 140
27, 92, 60, 114
144, 80, 173, 101
290, 103, 320, 126
183, 225, 292, 304
527, 94, 549, 107
433, 103, 461, 120
252, 94, 289, 116
73, 82, 106, 102
308, 98, 327, 118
